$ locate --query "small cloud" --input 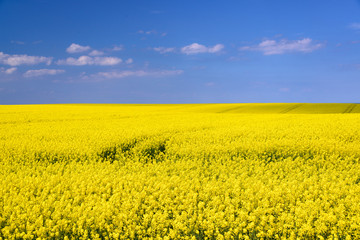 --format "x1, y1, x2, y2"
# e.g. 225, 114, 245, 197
349, 23, 360, 30
5, 67, 17, 74
0, 52, 52, 66
153, 47, 175, 54
87, 69, 183, 81
145, 30, 157, 35
57, 56, 92, 66
181, 43, 224, 55
138, 30, 167, 37
57, 56, 122, 66
112, 45, 123, 51
11, 40, 25, 45
66, 43, 91, 53
240, 38, 323, 55
89, 50, 104, 56
23, 69, 65, 78
125, 58, 133, 64
89, 57, 122, 66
